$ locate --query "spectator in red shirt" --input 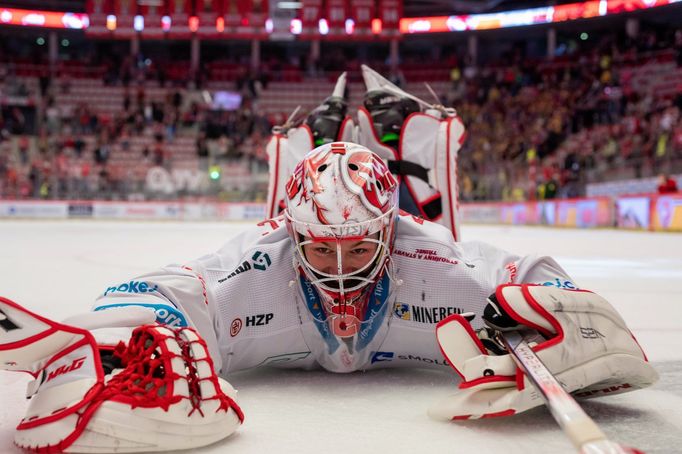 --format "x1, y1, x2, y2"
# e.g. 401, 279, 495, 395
657, 173, 679, 194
